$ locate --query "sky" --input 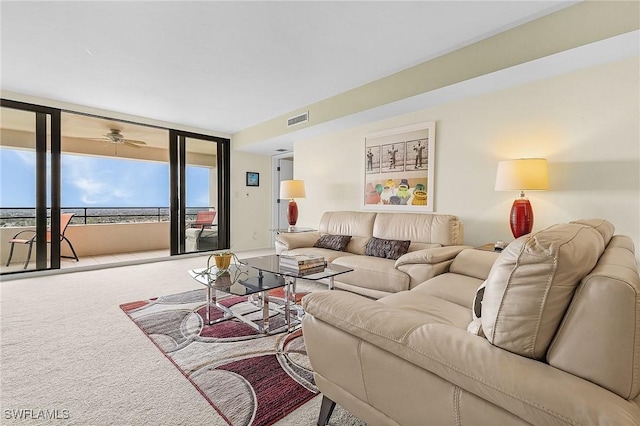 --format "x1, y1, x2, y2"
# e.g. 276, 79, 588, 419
0, 148, 210, 208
